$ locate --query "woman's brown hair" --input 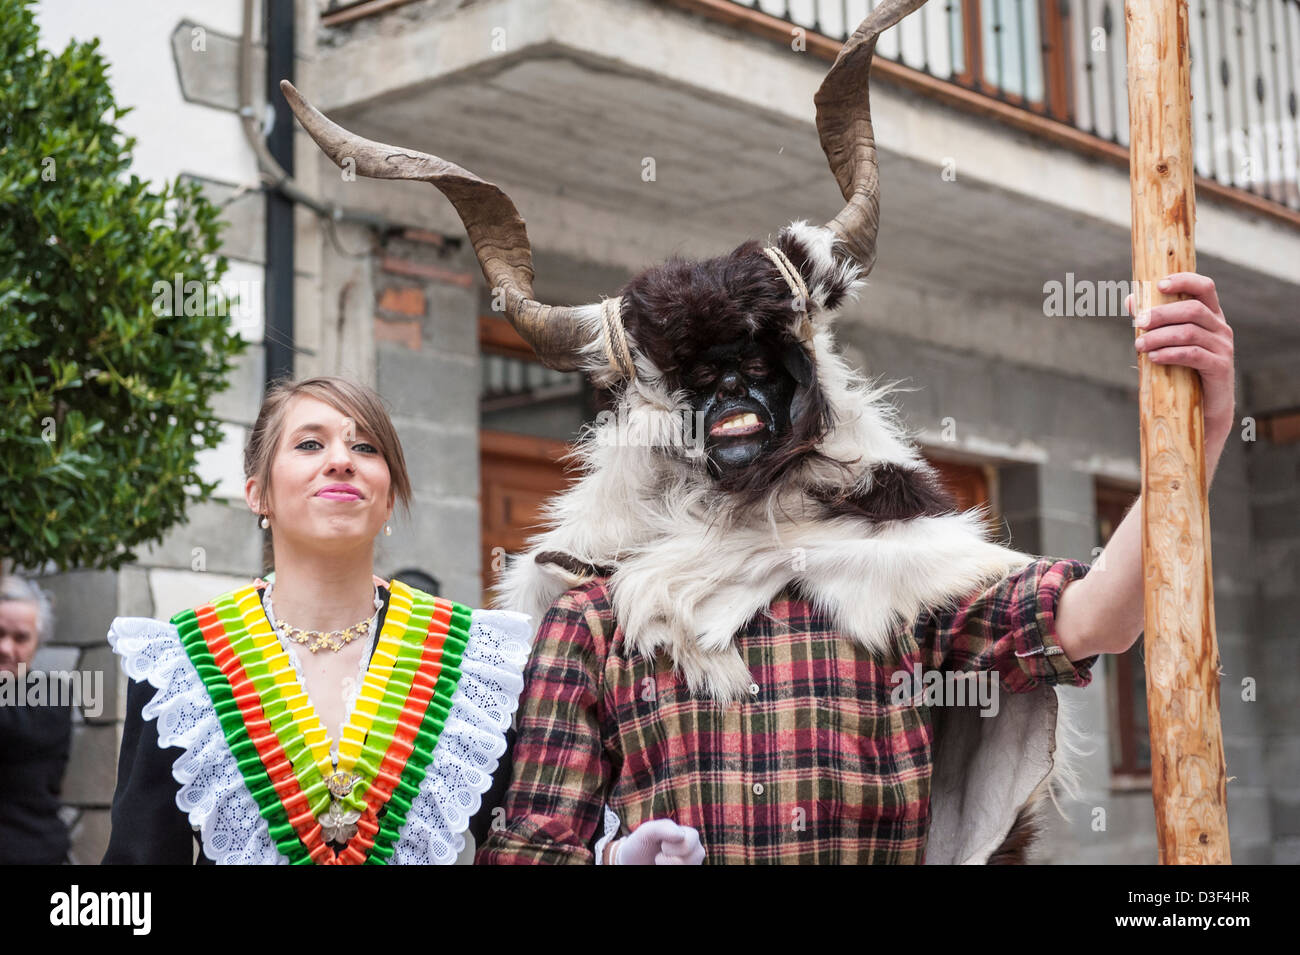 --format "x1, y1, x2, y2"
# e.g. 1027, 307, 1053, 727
243, 376, 413, 520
